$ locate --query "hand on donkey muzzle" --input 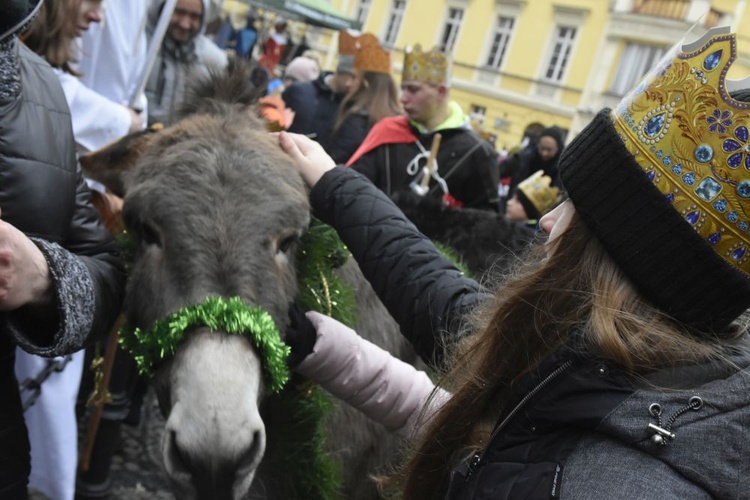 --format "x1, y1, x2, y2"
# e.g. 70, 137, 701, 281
285, 302, 317, 368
